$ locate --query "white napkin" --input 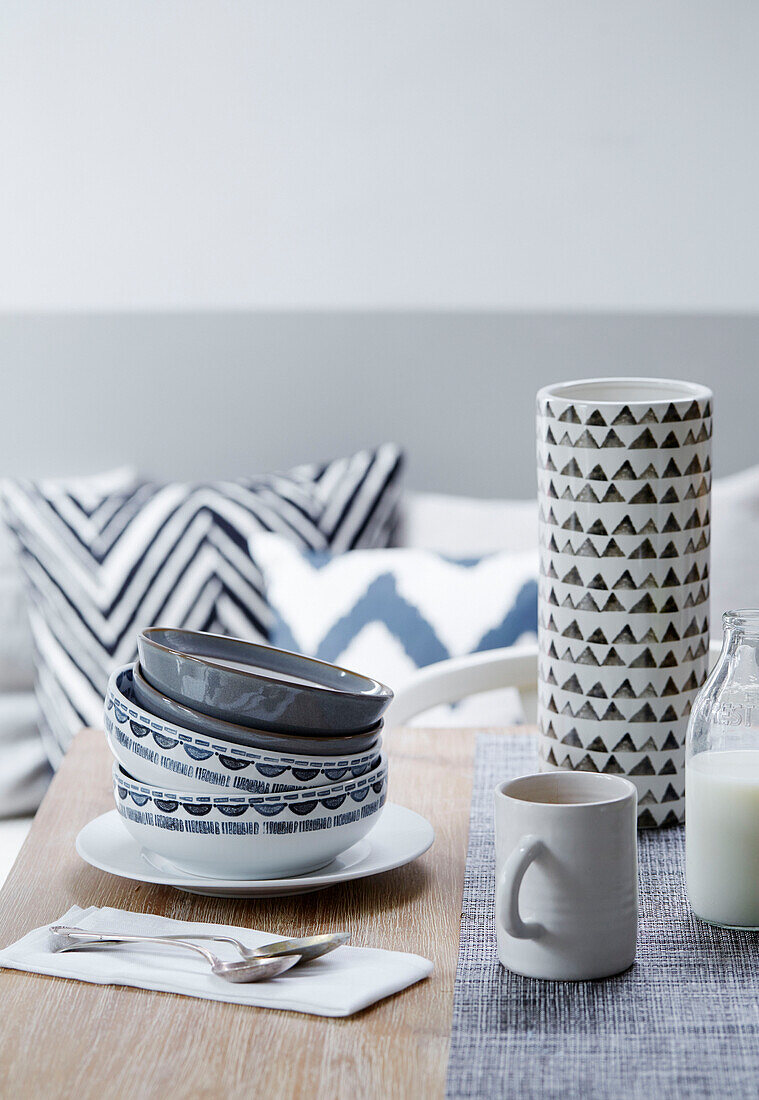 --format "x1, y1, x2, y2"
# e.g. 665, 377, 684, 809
0, 905, 432, 1017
